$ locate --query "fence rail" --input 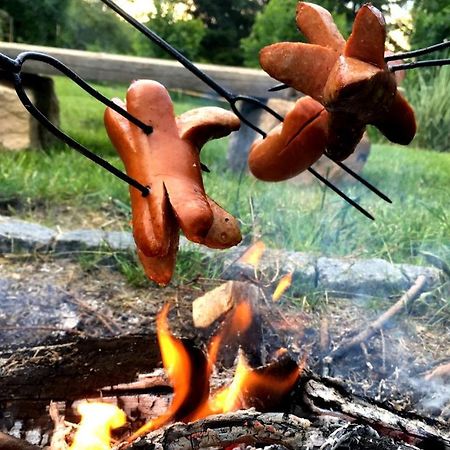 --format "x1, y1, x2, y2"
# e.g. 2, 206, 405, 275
0, 42, 285, 99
